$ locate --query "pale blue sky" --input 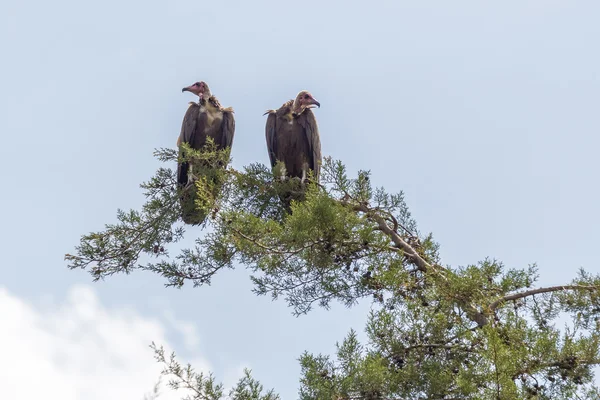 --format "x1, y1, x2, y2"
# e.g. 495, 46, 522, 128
1, 1, 599, 399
